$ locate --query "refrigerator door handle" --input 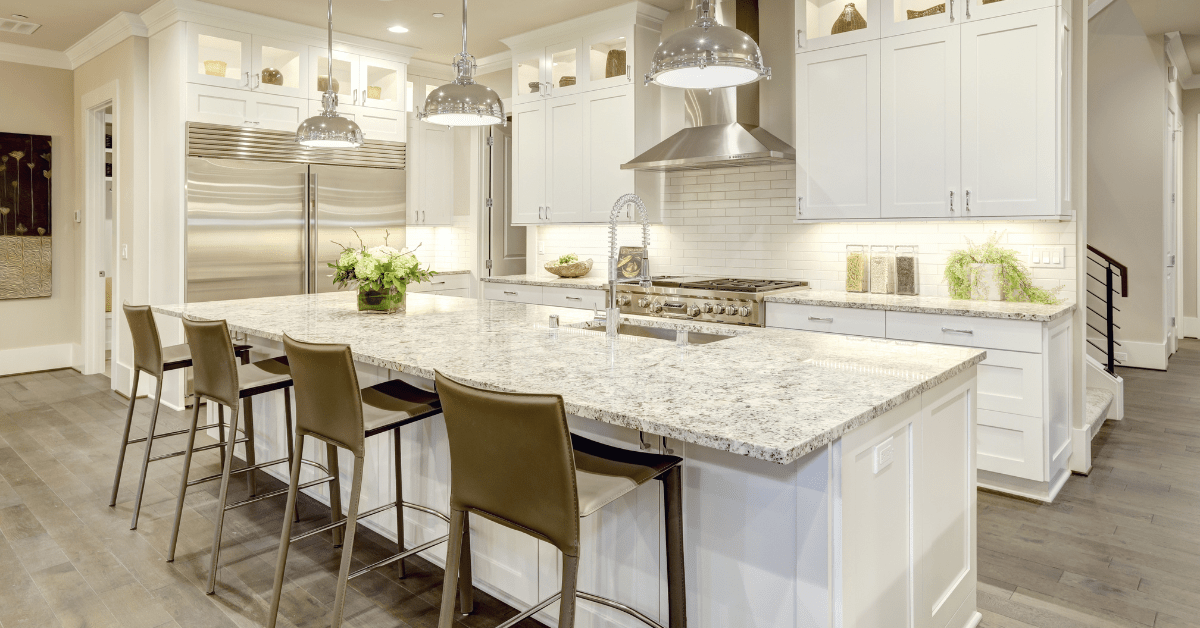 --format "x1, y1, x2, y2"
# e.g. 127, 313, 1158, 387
309, 172, 318, 293
303, 171, 310, 294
